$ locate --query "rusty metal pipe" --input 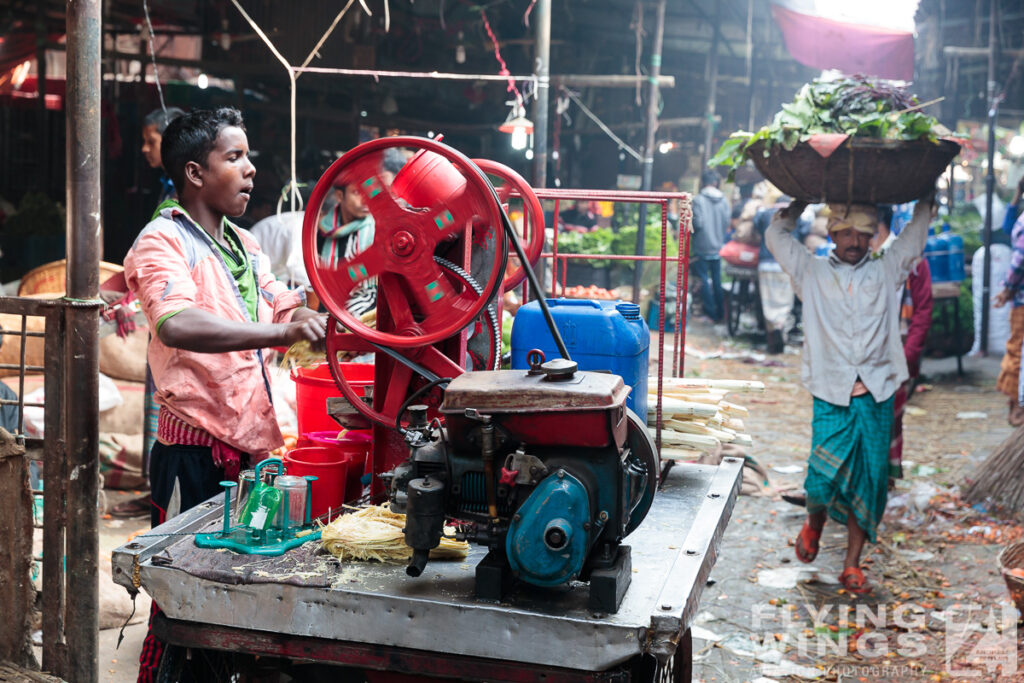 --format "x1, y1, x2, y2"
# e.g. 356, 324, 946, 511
41, 306, 66, 675
64, 0, 103, 679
